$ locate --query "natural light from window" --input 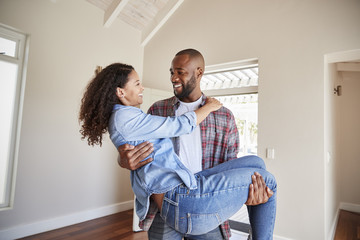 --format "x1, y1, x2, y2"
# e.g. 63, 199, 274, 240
216, 94, 258, 157
0, 37, 17, 57
0, 61, 18, 205
0, 25, 28, 209
203, 62, 259, 229
203, 64, 259, 157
